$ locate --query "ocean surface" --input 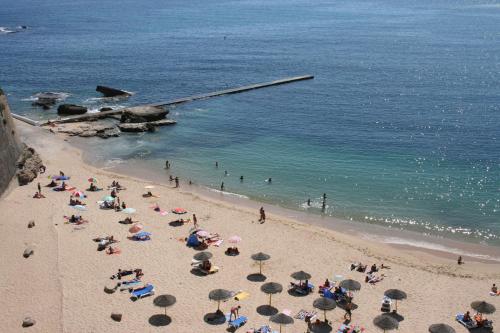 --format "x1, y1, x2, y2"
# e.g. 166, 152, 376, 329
1, 0, 499, 246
